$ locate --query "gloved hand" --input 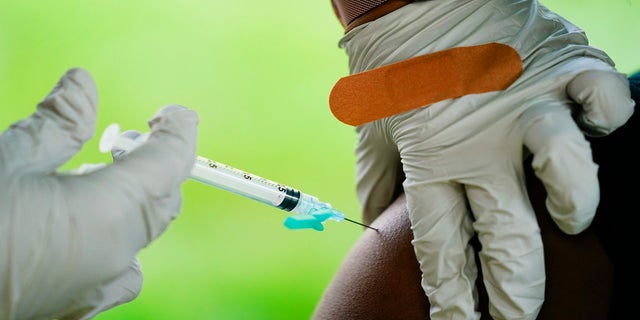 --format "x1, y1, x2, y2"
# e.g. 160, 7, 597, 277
0, 68, 199, 319
339, 2, 636, 318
